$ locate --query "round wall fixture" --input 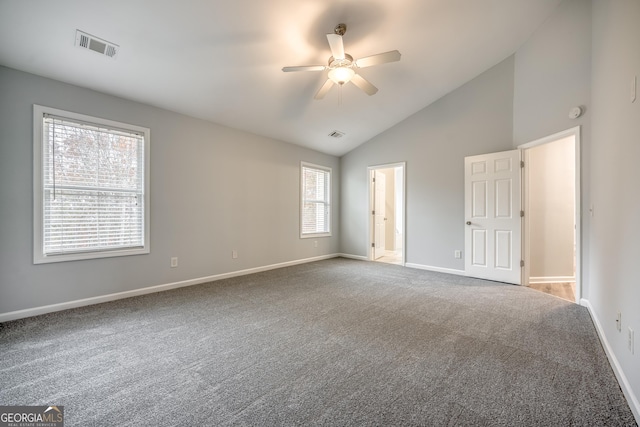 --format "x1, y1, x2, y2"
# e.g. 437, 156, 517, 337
569, 106, 583, 119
